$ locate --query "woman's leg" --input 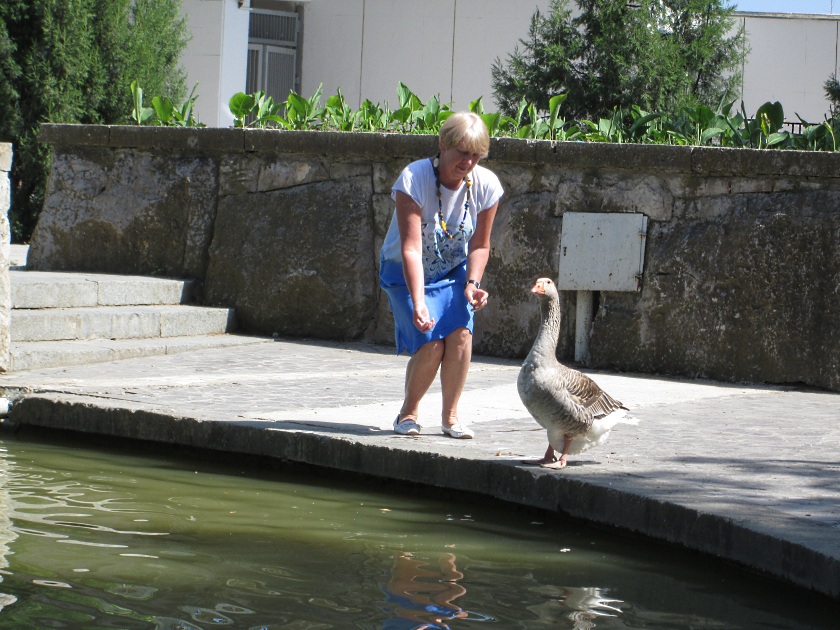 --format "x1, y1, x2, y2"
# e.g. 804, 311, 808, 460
399, 339, 445, 421
439, 327, 472, 427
